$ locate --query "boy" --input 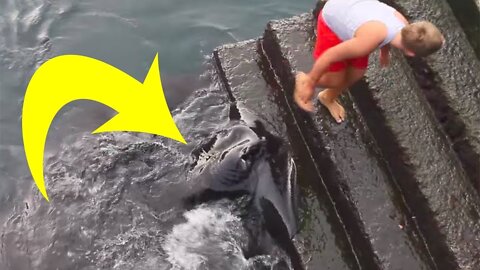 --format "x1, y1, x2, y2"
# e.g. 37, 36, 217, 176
295, 0, 444, 122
